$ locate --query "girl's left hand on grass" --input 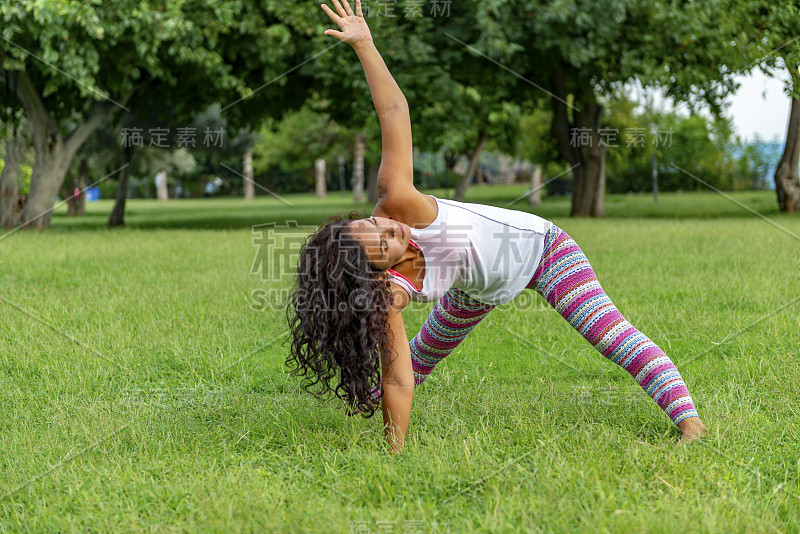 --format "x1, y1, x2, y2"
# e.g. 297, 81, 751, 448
321, 0, 373, 47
